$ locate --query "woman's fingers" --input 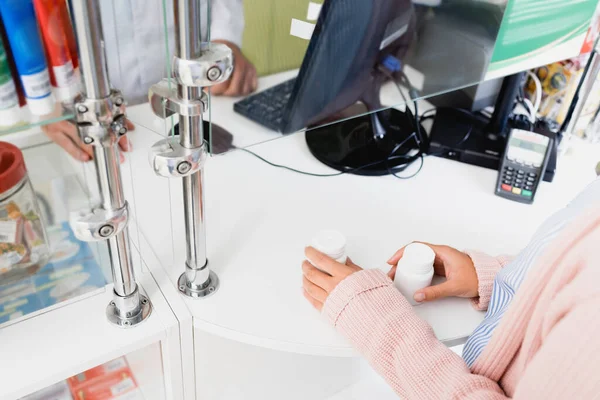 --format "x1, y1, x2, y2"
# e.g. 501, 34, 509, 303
387, 247, 406, 265
304, 246, 347, 277
387, 265, 397, 280
413, 280, 457, 303
302, 276, 328, 303
302, 260, 335, 292
303, 288, 323, 311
